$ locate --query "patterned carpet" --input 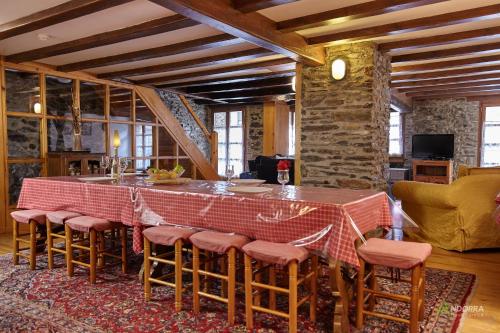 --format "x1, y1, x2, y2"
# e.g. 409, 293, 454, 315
0, 252, 475, 333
